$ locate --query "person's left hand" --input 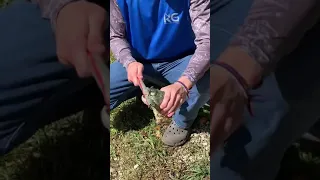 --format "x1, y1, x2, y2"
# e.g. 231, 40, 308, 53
159, 82, 188, 117
210, 65, 248, 154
